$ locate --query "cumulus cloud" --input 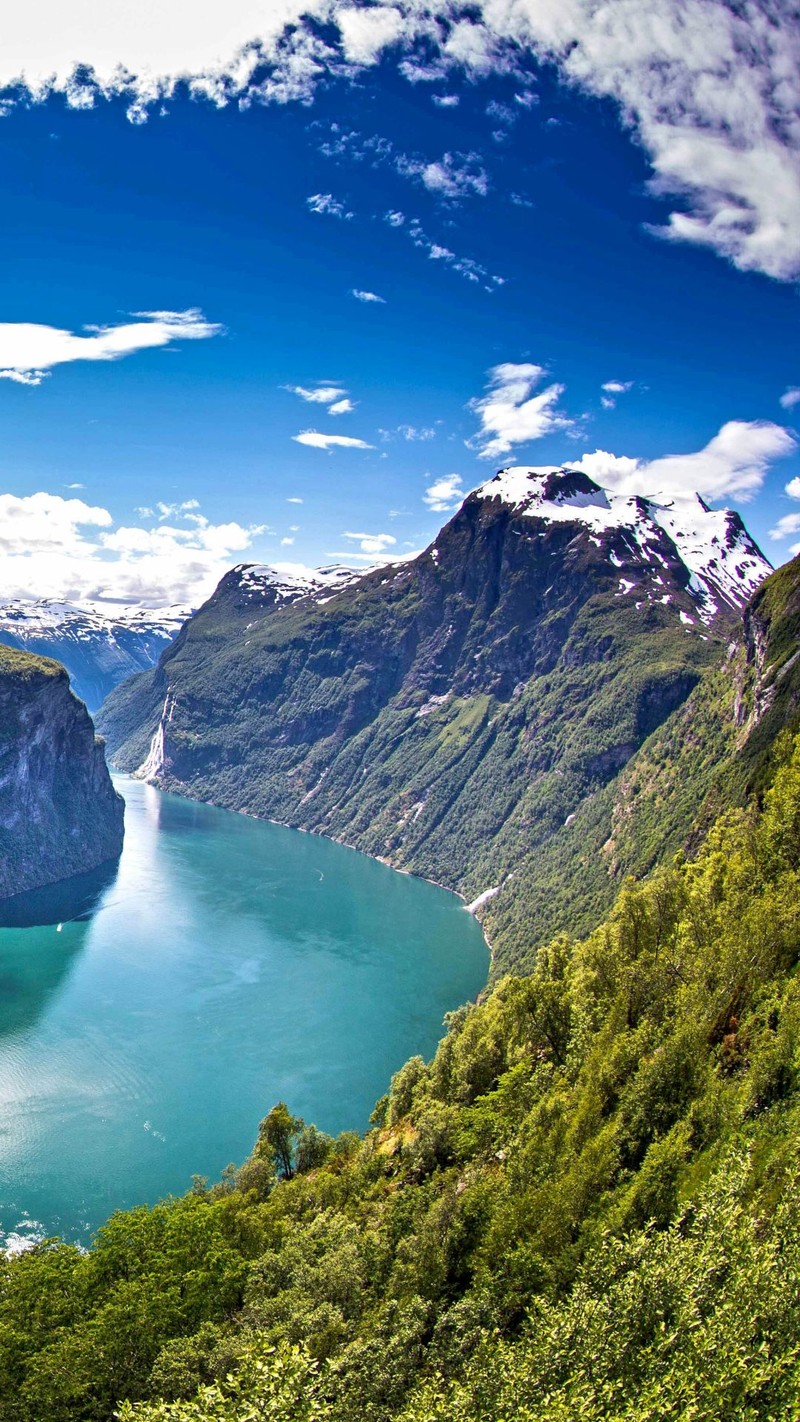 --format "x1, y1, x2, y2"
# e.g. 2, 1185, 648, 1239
602, 380, 632, 394
0, 4, 796, 279
0, 309, 220, 385
292, 431, 374, 450
423, 474, 464, 512
352, 288, 386, 303
328, 397, 356, 414
780, 387, 800, 410
573, 421, 795, 500
306, 192, 353, 220
785, 477, 800, 500
468, 362, 572, 460
0, 490, 263, 607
